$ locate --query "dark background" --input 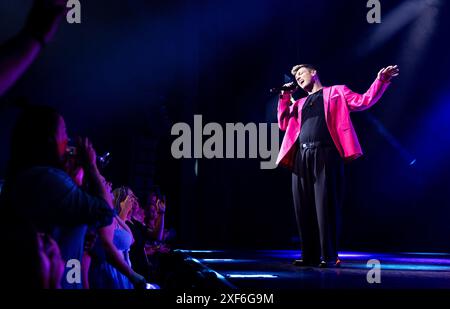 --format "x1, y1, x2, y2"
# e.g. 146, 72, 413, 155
1, 0, 450, 252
